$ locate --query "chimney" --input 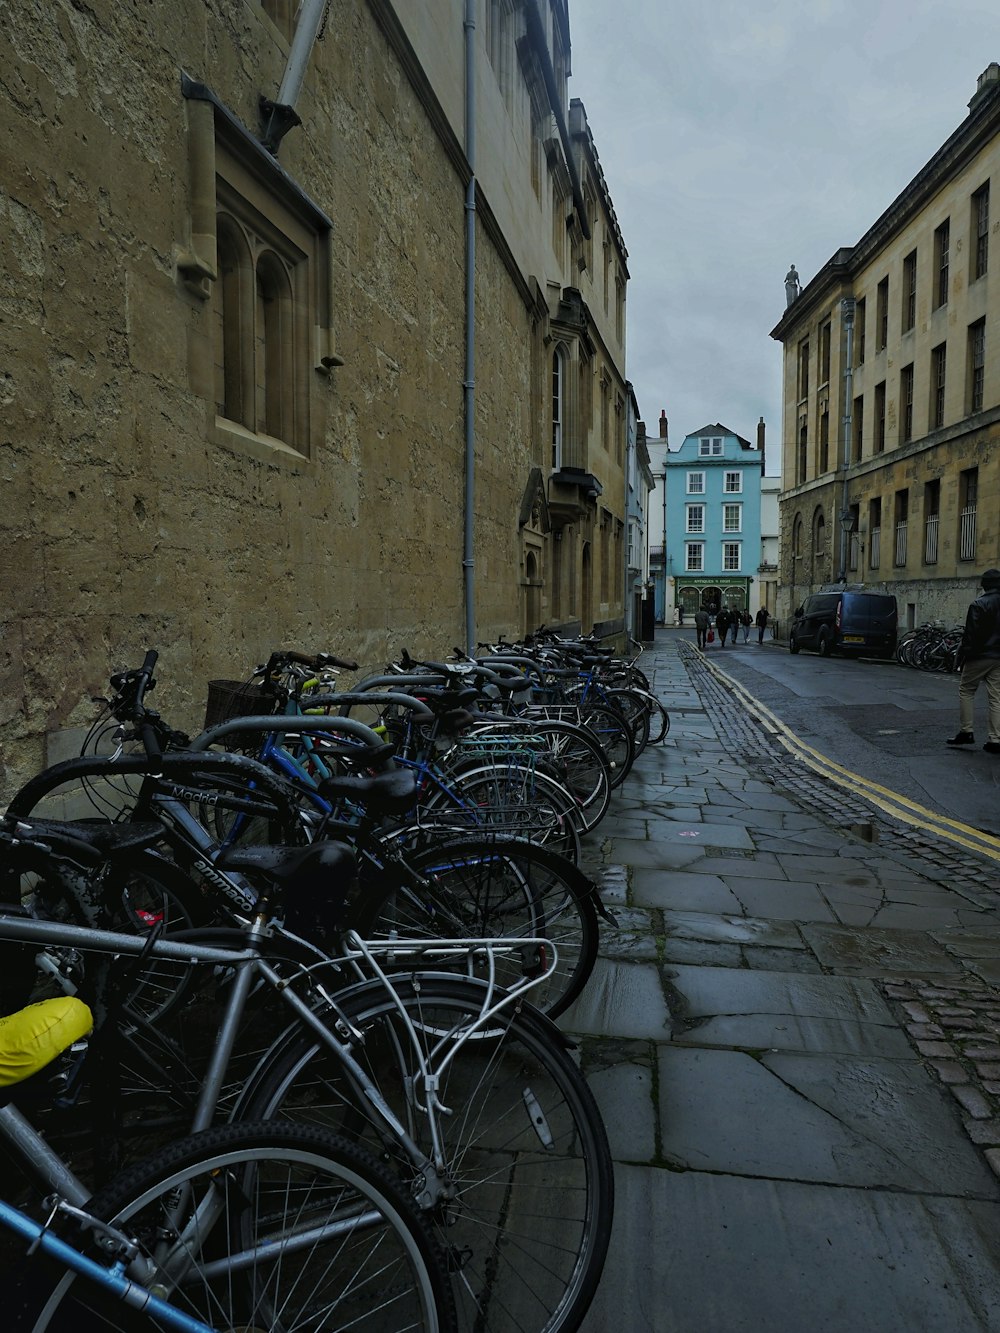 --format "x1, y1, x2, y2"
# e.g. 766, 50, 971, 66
659, 409, 668, 440
970, 62, 1000, 111
757, 416, 766, 475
